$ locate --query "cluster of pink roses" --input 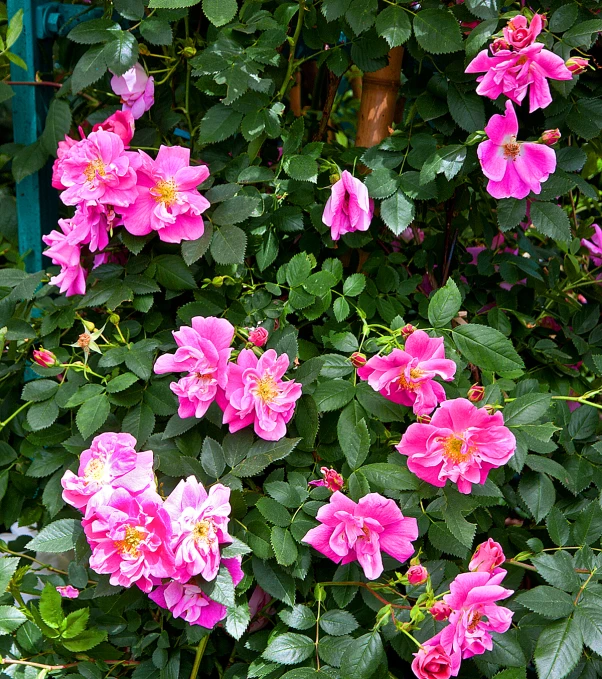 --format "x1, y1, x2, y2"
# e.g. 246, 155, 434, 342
61, 432, 241, 629
467, 14, 583, 199
45, 62, 209, 297
155, 315, 302, 441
